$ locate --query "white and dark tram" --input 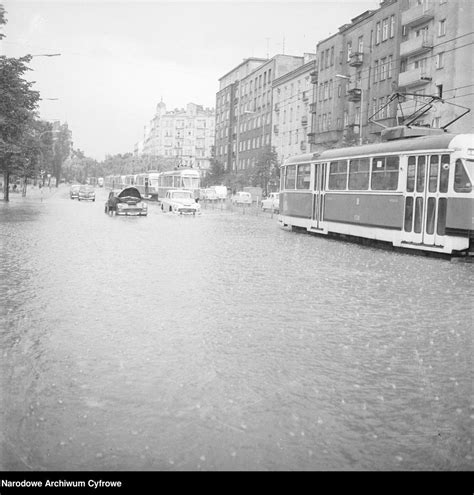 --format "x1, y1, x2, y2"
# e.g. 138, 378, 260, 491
279, 127, 474, 256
